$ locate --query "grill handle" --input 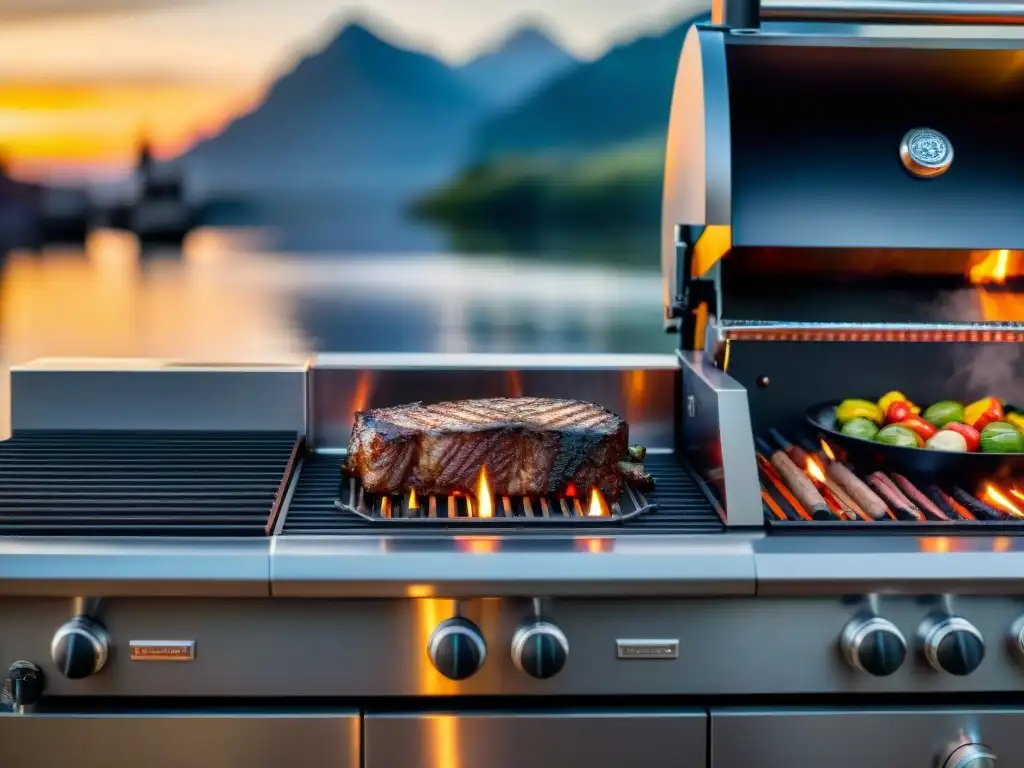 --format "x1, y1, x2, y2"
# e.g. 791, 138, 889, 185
713, 0, 1024, 28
